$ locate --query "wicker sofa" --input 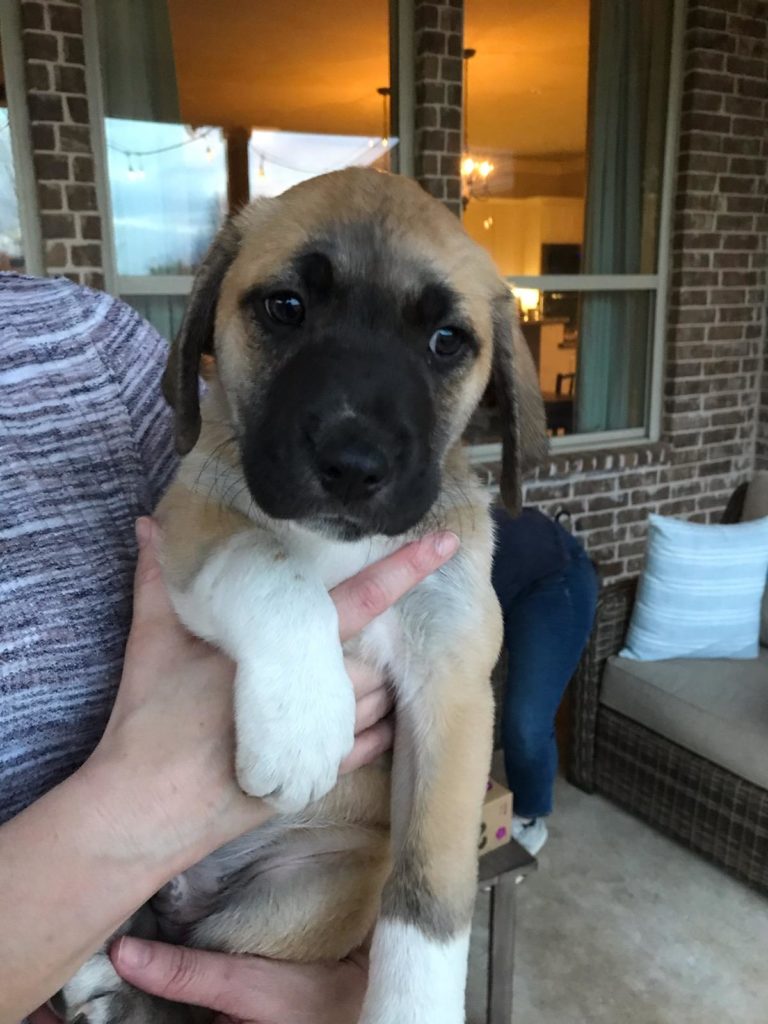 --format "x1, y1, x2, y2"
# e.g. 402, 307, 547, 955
568, 482, 768, 896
